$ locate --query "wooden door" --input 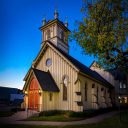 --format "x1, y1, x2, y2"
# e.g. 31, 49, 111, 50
28, 77, 39, 110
